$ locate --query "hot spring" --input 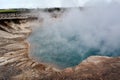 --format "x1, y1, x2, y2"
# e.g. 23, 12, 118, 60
28, 5, 120, 69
